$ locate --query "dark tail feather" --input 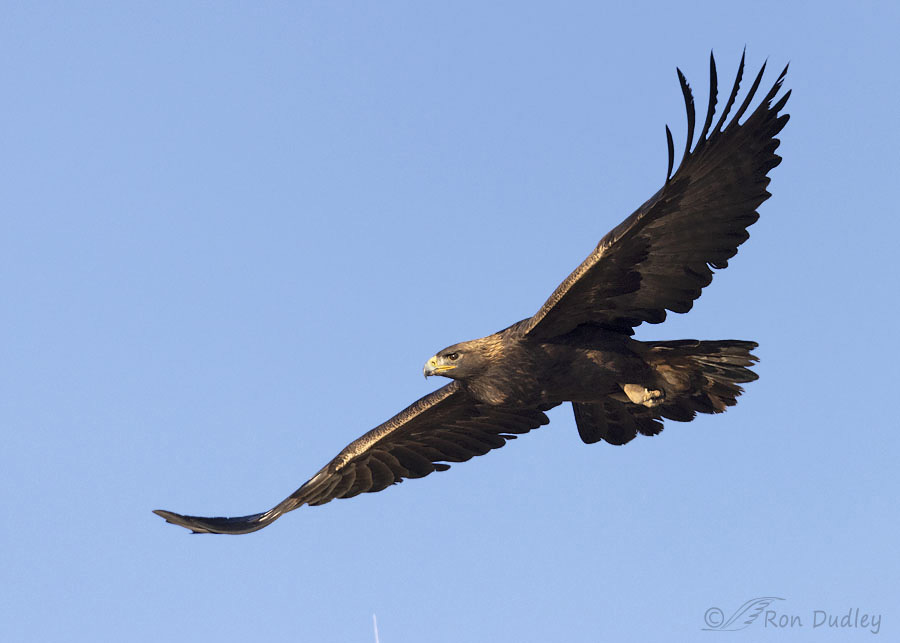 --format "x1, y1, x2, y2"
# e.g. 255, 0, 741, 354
573, 340, 757, 446
649, 339, 758, 420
